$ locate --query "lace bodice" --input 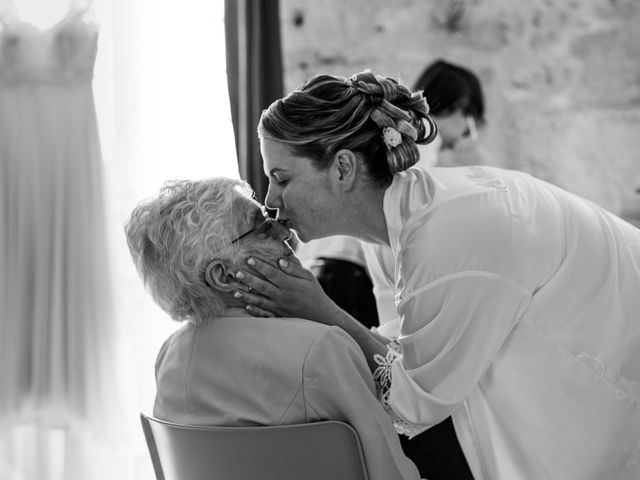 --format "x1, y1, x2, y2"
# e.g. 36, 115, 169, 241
0, 6, 98, 84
